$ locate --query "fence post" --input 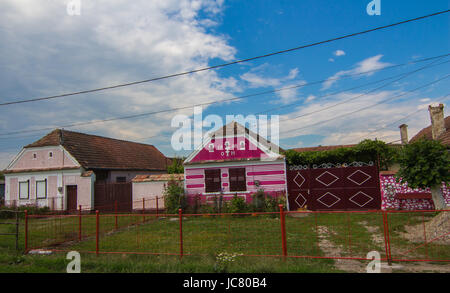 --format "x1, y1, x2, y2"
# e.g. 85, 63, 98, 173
156, 196, 159, 219
115, 200, 118, 230
15, 209, 19, 251
279, 204, 287, 259
142, 198, 145, 223
96, 210, 99, 256
78, 205, 82, 241
382, 211, 392, 265
24, 210, 28, 253
422, 212, 429, 259
179, 208, 183, 259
